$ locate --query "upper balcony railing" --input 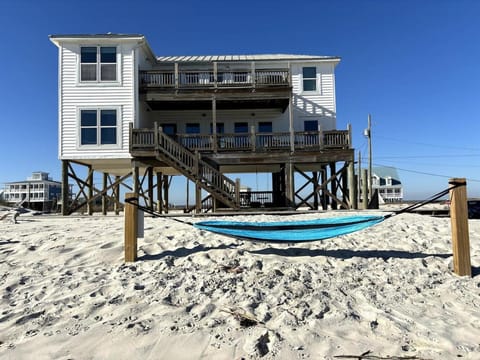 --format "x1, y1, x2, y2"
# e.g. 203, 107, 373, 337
140, 69, 290, 89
